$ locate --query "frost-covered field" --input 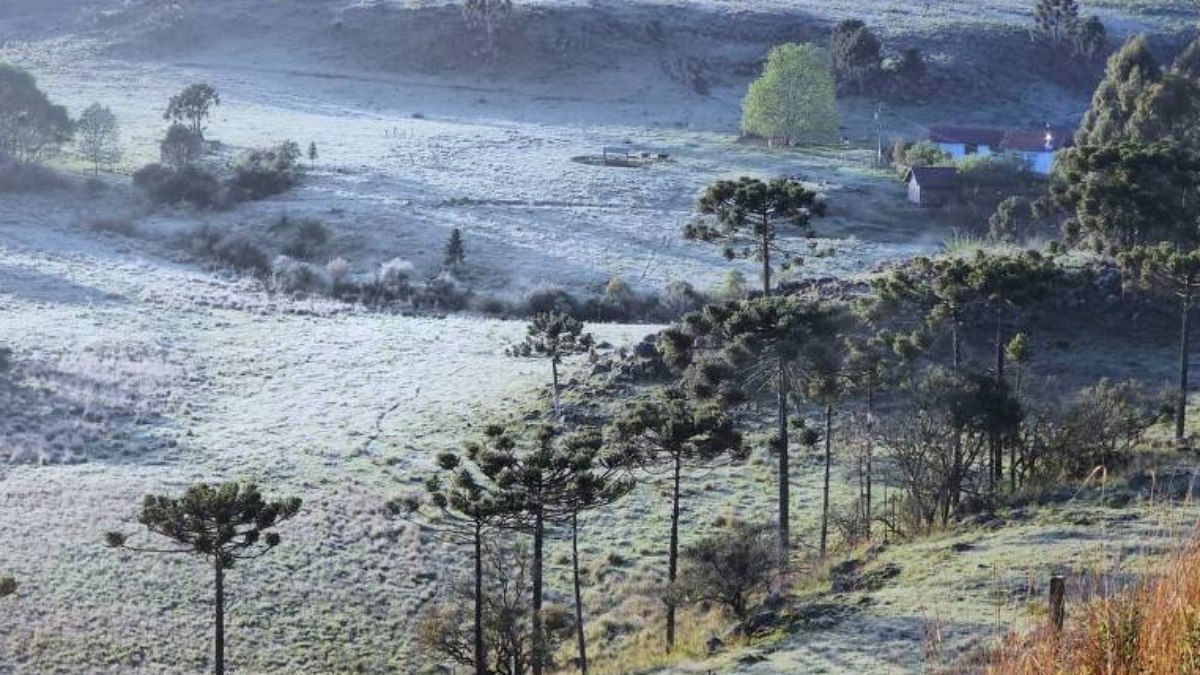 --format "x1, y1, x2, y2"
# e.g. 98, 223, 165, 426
1, 0, 1197, 672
